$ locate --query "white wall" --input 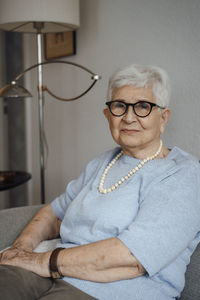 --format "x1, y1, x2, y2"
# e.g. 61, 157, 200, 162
24, 0, 200, 205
